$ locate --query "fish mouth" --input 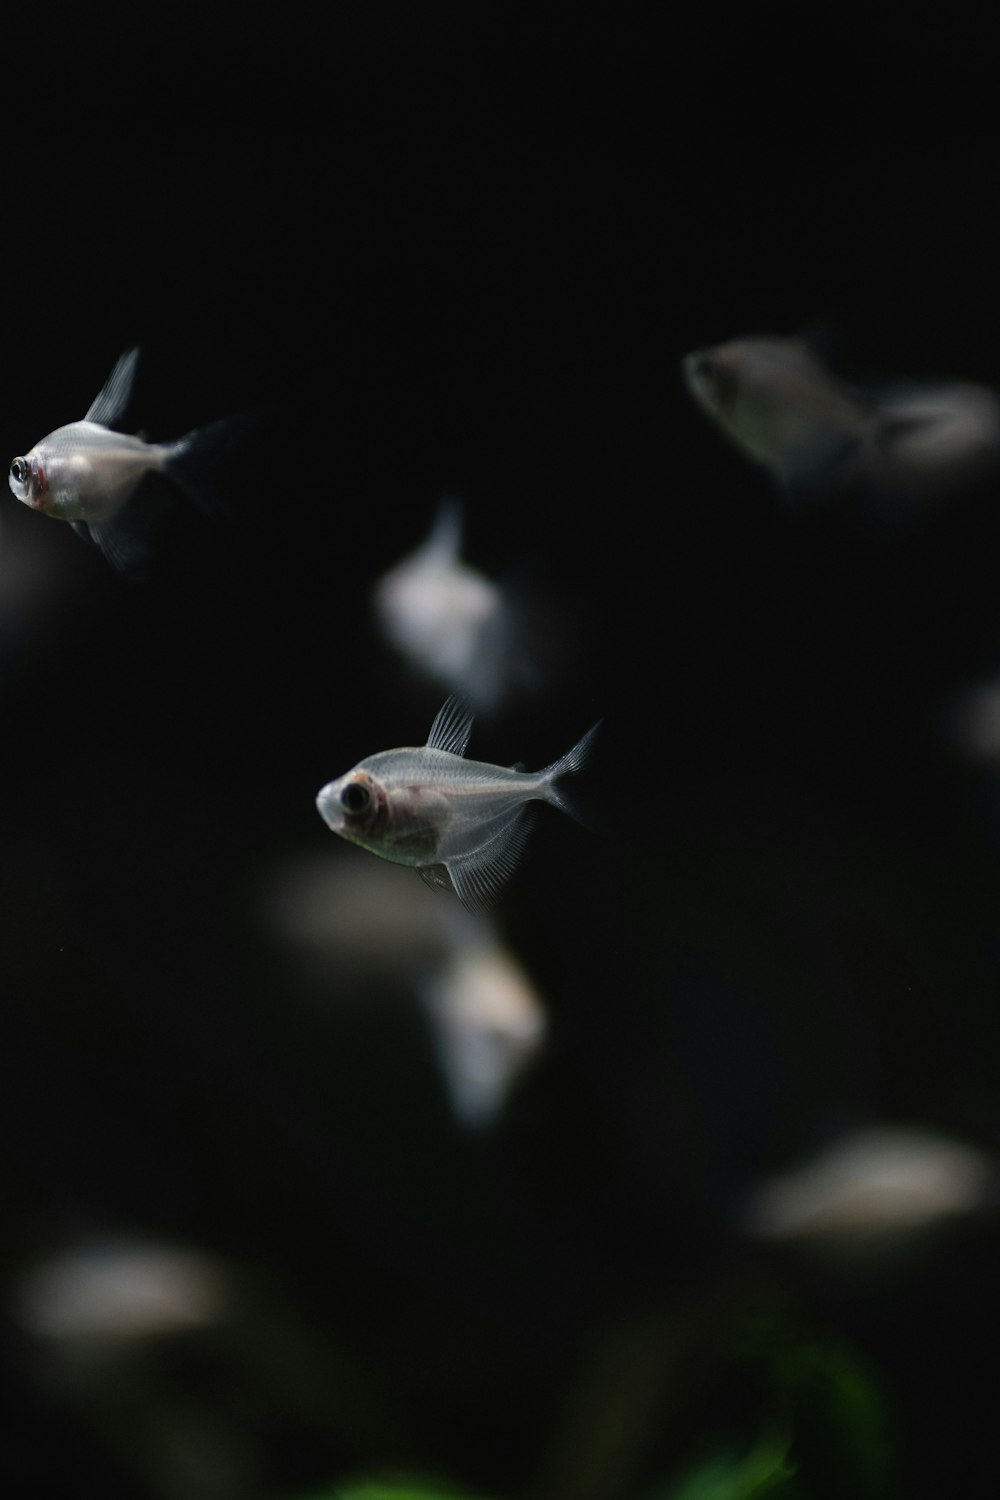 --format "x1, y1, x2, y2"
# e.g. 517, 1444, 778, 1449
315, 785, 344, 831
683, 349, 718, 391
